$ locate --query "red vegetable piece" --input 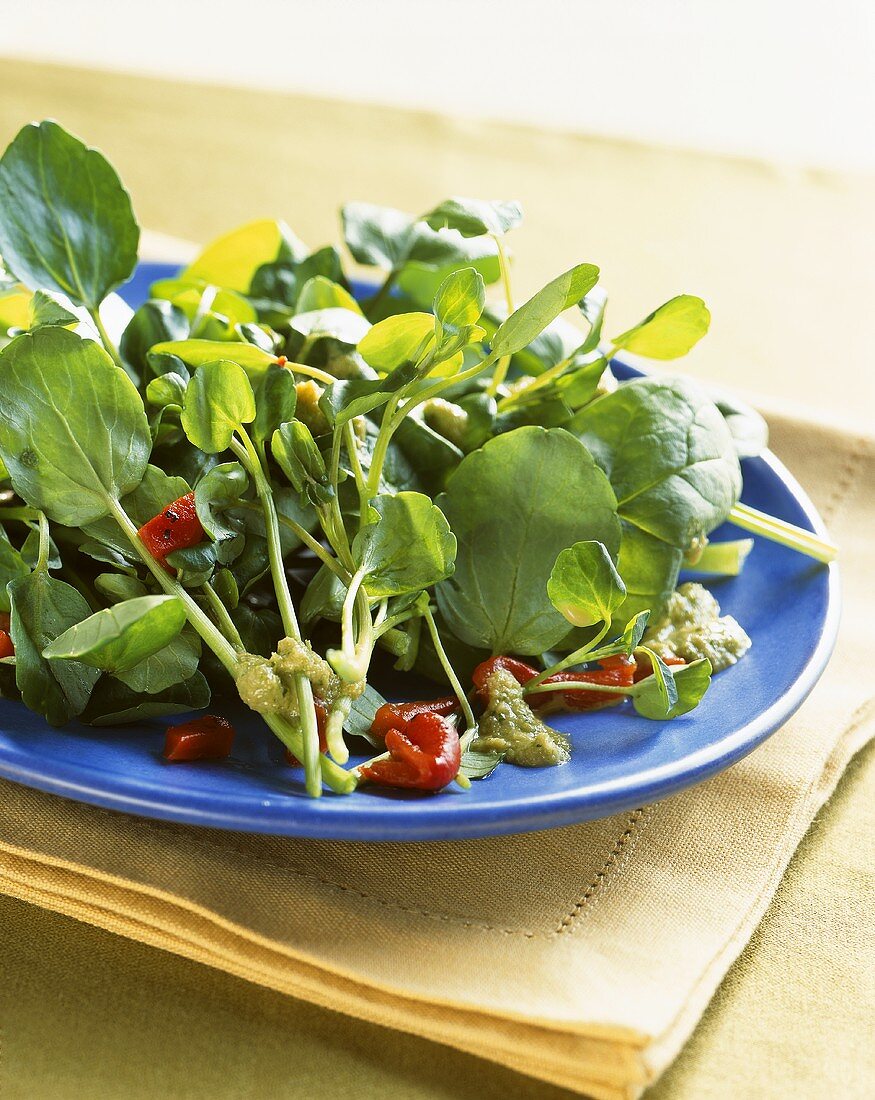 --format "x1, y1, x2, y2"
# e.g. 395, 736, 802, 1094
137, 492, 204, 570
283, 698, 328, 766
633, 653, 686, 682
360, 712, 461, 791
370, 695, 458, 739
539, 654, 637, 711
0, 629, 14, 659
164, 715, 235, 761
472, 656, 541, 704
